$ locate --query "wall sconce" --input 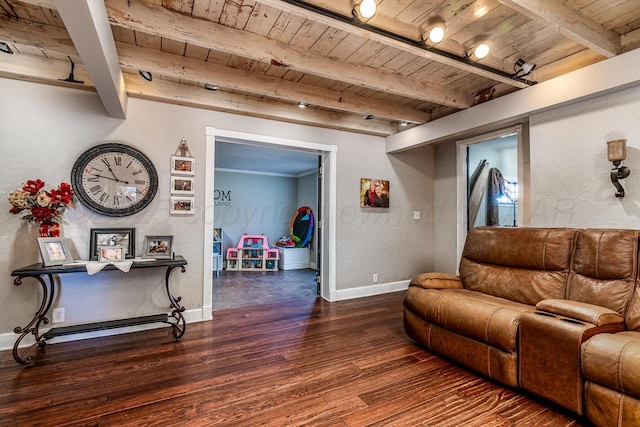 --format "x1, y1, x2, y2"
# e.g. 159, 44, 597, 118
353, 0, 377, 21
607, 139, 630, 198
